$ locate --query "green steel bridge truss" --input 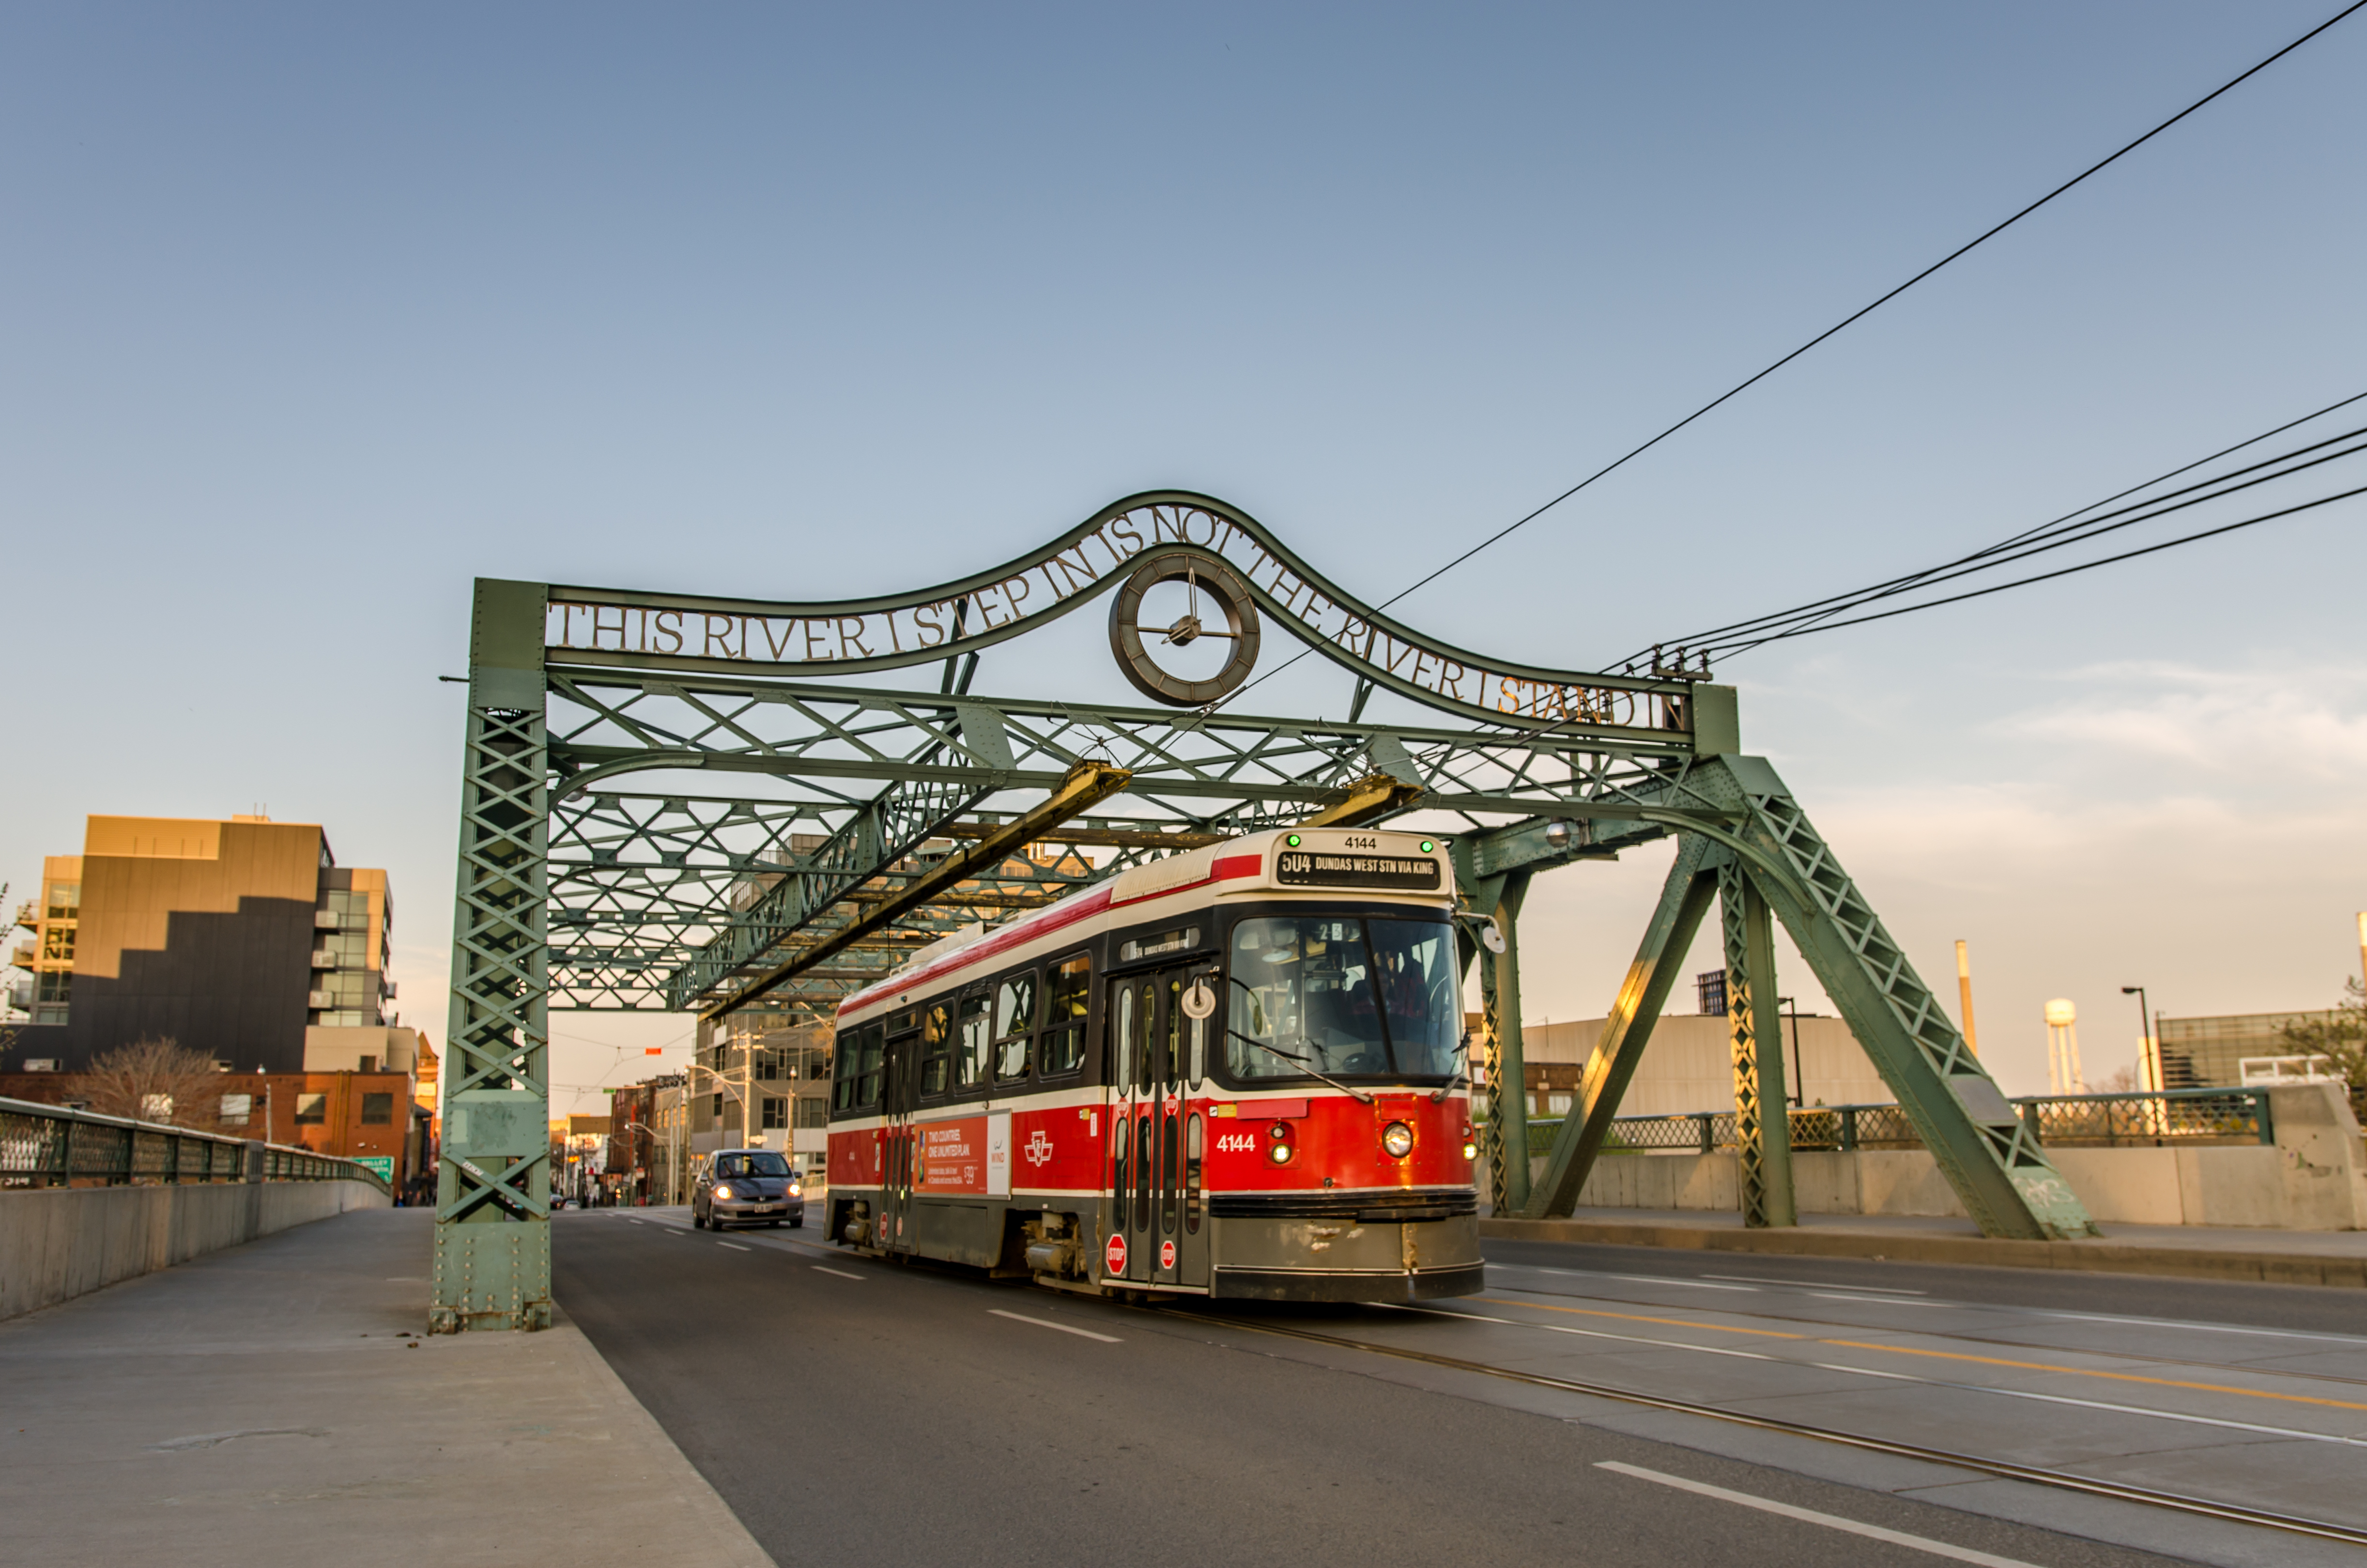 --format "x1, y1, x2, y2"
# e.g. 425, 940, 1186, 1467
432, 493, 2095, 1331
